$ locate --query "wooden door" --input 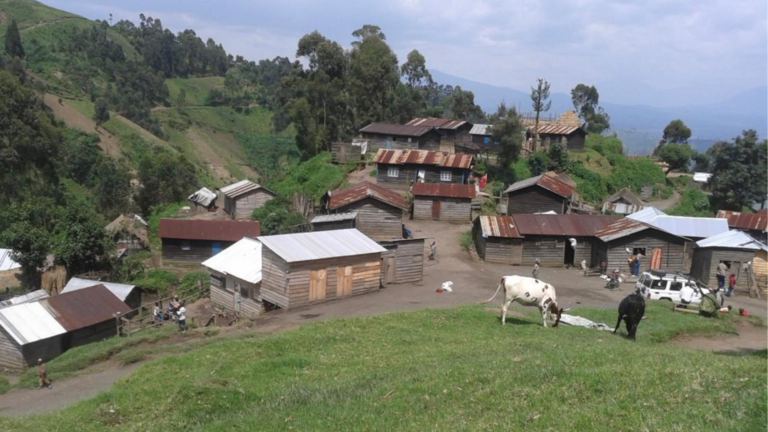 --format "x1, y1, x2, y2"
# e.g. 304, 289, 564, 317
650, 248, 663, 270
309, 269, 327, 301
383, 257, 396, 284
337, 266, 353, 297
511, 240, 523, 265
431, 200, 441, 220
